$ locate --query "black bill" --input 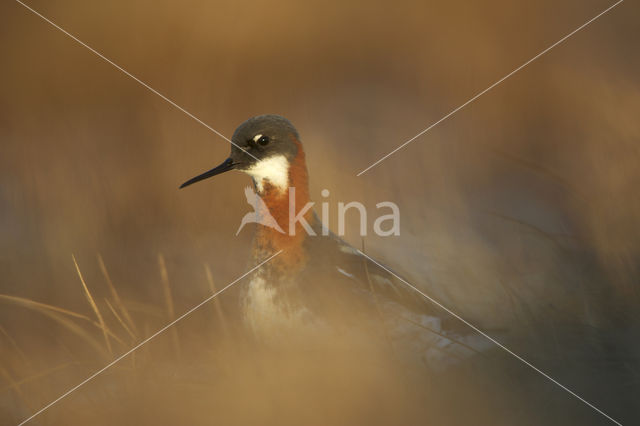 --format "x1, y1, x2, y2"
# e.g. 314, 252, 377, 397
179, 158, 236, 189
